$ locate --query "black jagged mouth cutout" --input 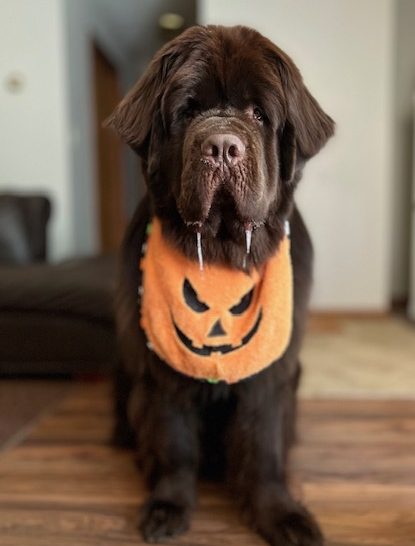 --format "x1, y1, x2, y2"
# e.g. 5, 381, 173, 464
172, 309, 262, 356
